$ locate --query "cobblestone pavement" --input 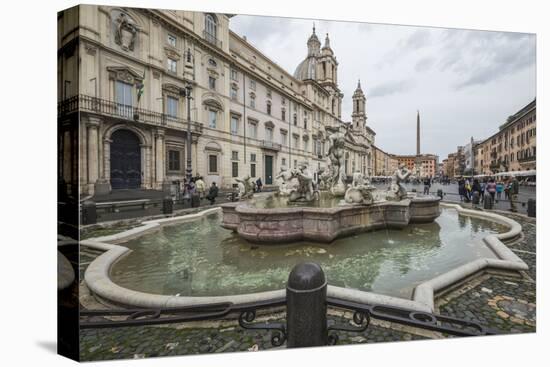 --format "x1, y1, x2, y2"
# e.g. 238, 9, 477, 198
78, 210, 536, 361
